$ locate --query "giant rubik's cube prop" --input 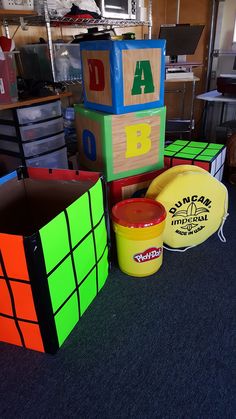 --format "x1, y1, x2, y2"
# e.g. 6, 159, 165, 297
76, 39, 166, 188
0, 167, 109, 353
164, 140, 226, 181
